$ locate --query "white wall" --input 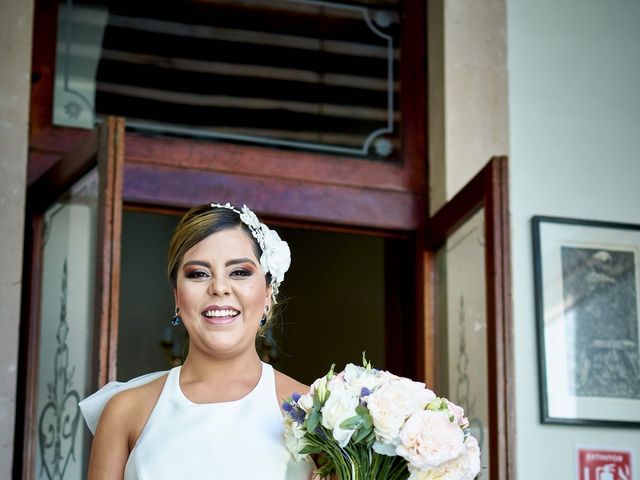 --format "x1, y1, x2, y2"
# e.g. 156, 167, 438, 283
508, 0, 640, 478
